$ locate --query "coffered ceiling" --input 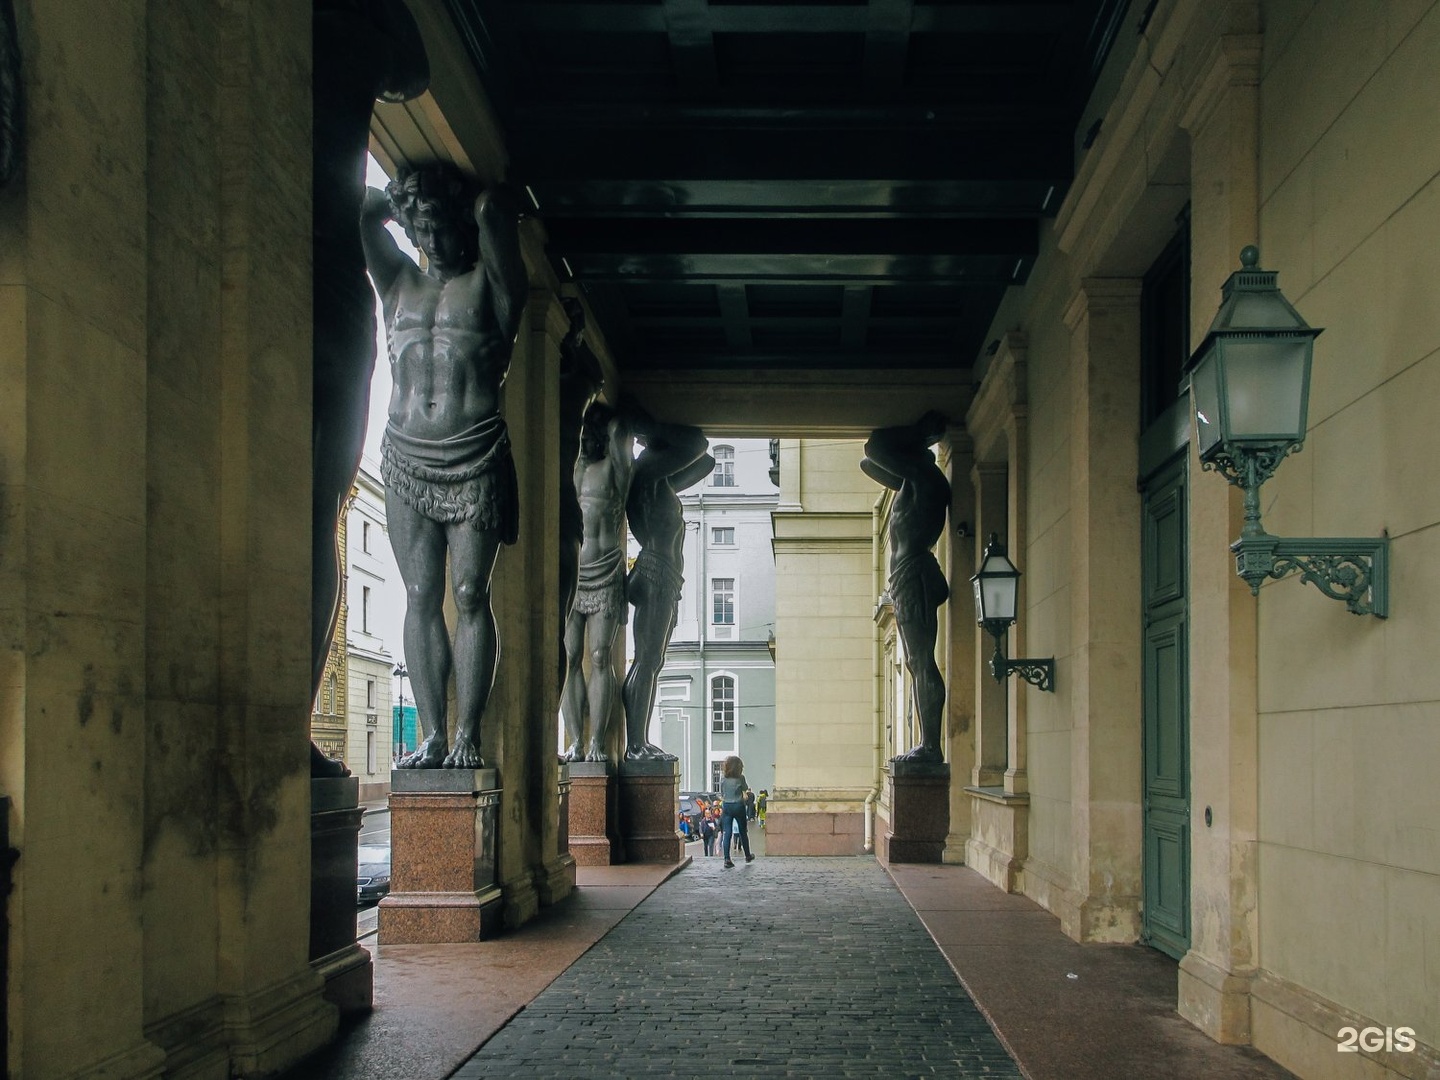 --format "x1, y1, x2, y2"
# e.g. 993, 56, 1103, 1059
442, 0, 1130, 383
